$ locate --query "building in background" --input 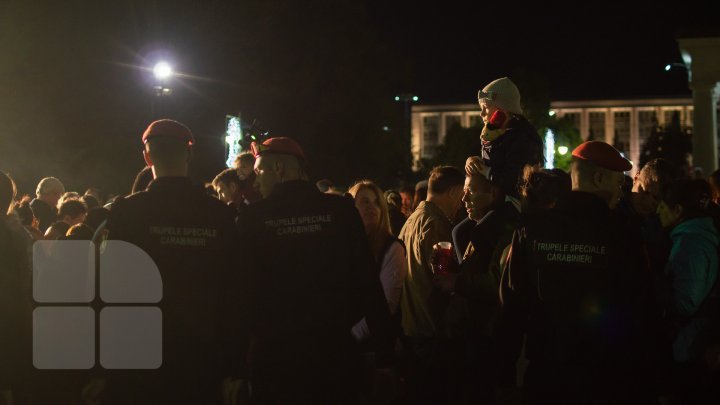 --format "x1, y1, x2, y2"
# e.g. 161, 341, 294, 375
411, 97, 717, 174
